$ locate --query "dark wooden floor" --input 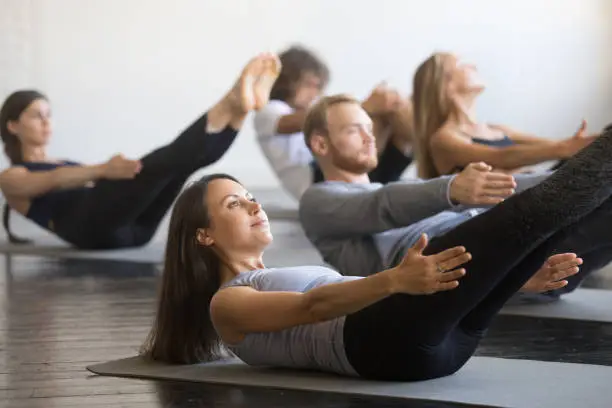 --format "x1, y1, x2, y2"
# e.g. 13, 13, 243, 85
1, 253, 612, 408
